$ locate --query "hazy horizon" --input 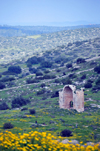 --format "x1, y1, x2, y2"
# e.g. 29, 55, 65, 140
0, 0, 100, 26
